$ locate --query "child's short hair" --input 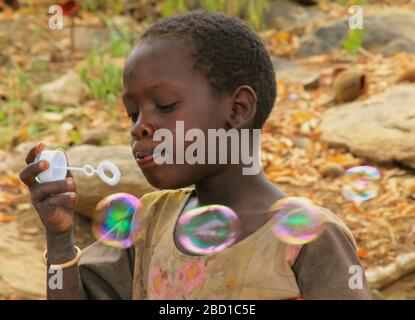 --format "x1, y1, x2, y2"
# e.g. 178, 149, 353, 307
142, 10, 277, 129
